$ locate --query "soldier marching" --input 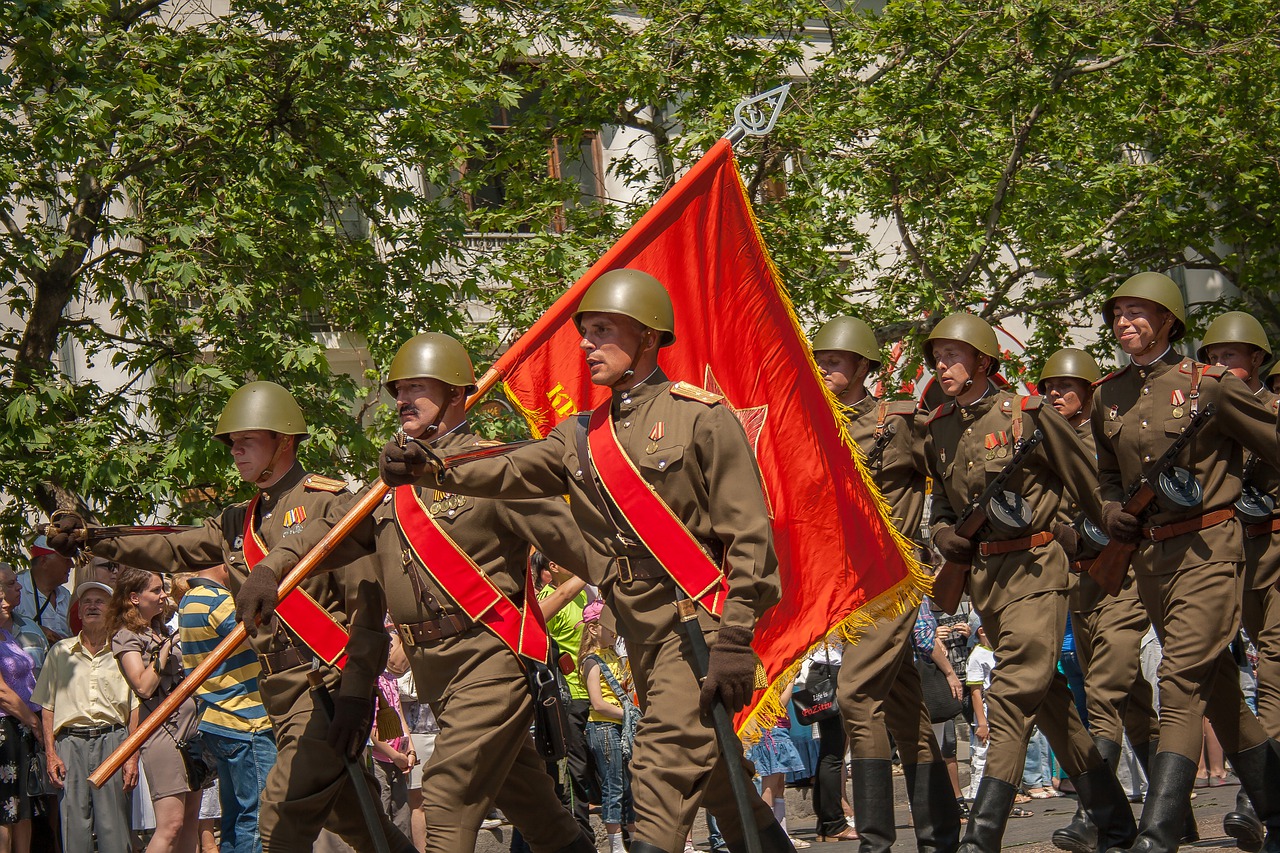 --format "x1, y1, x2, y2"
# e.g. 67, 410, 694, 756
34, 267, 1280, 853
